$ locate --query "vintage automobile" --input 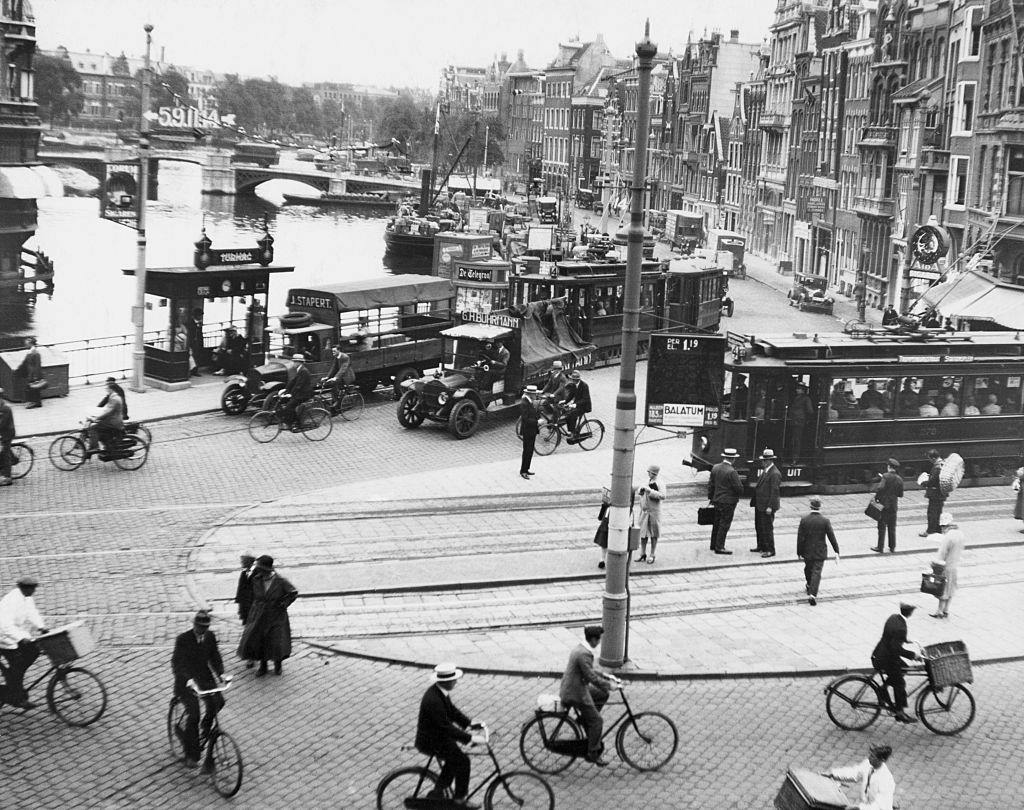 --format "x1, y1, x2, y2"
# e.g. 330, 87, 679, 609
396, 299, 593, 438
537, 196, 559, 224
788, 272, 835, 314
